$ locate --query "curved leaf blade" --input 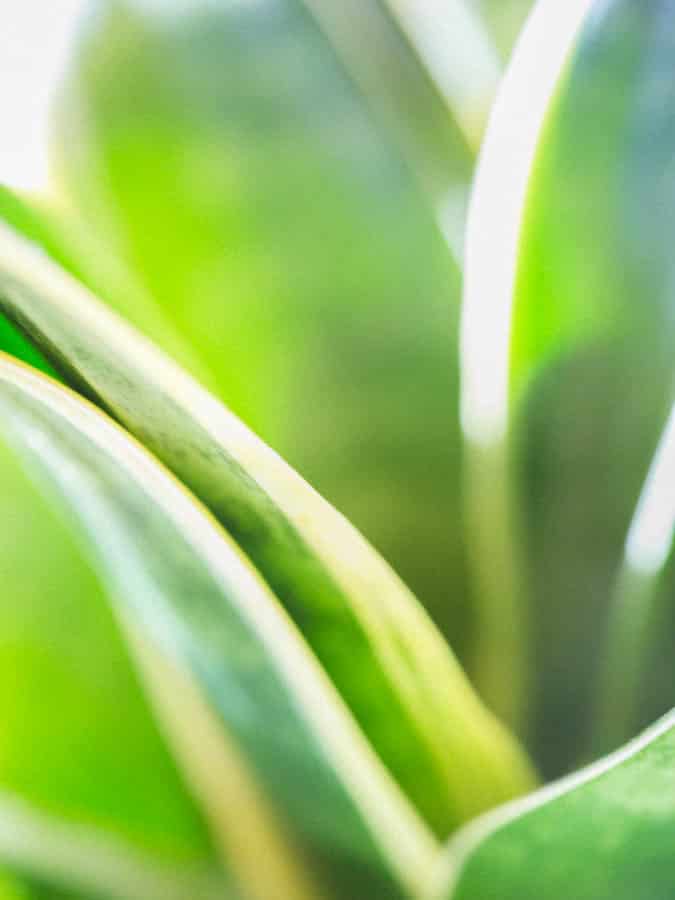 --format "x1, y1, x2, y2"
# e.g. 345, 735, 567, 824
0, 792, 226, 900
0, 434, 215, 863
597, 400, 675, 750
0, 184, 206, 385
56, 0, 472, 658
476, 0, 535, 60
511, 0, 675, 771
433, 709, 675, 900
381, 0, 501, 150
300, 0, 474, 228
459, 0, 595, 734
0, 352, 438, 898
0, 216, 534, 837
460, 0, 675, 775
